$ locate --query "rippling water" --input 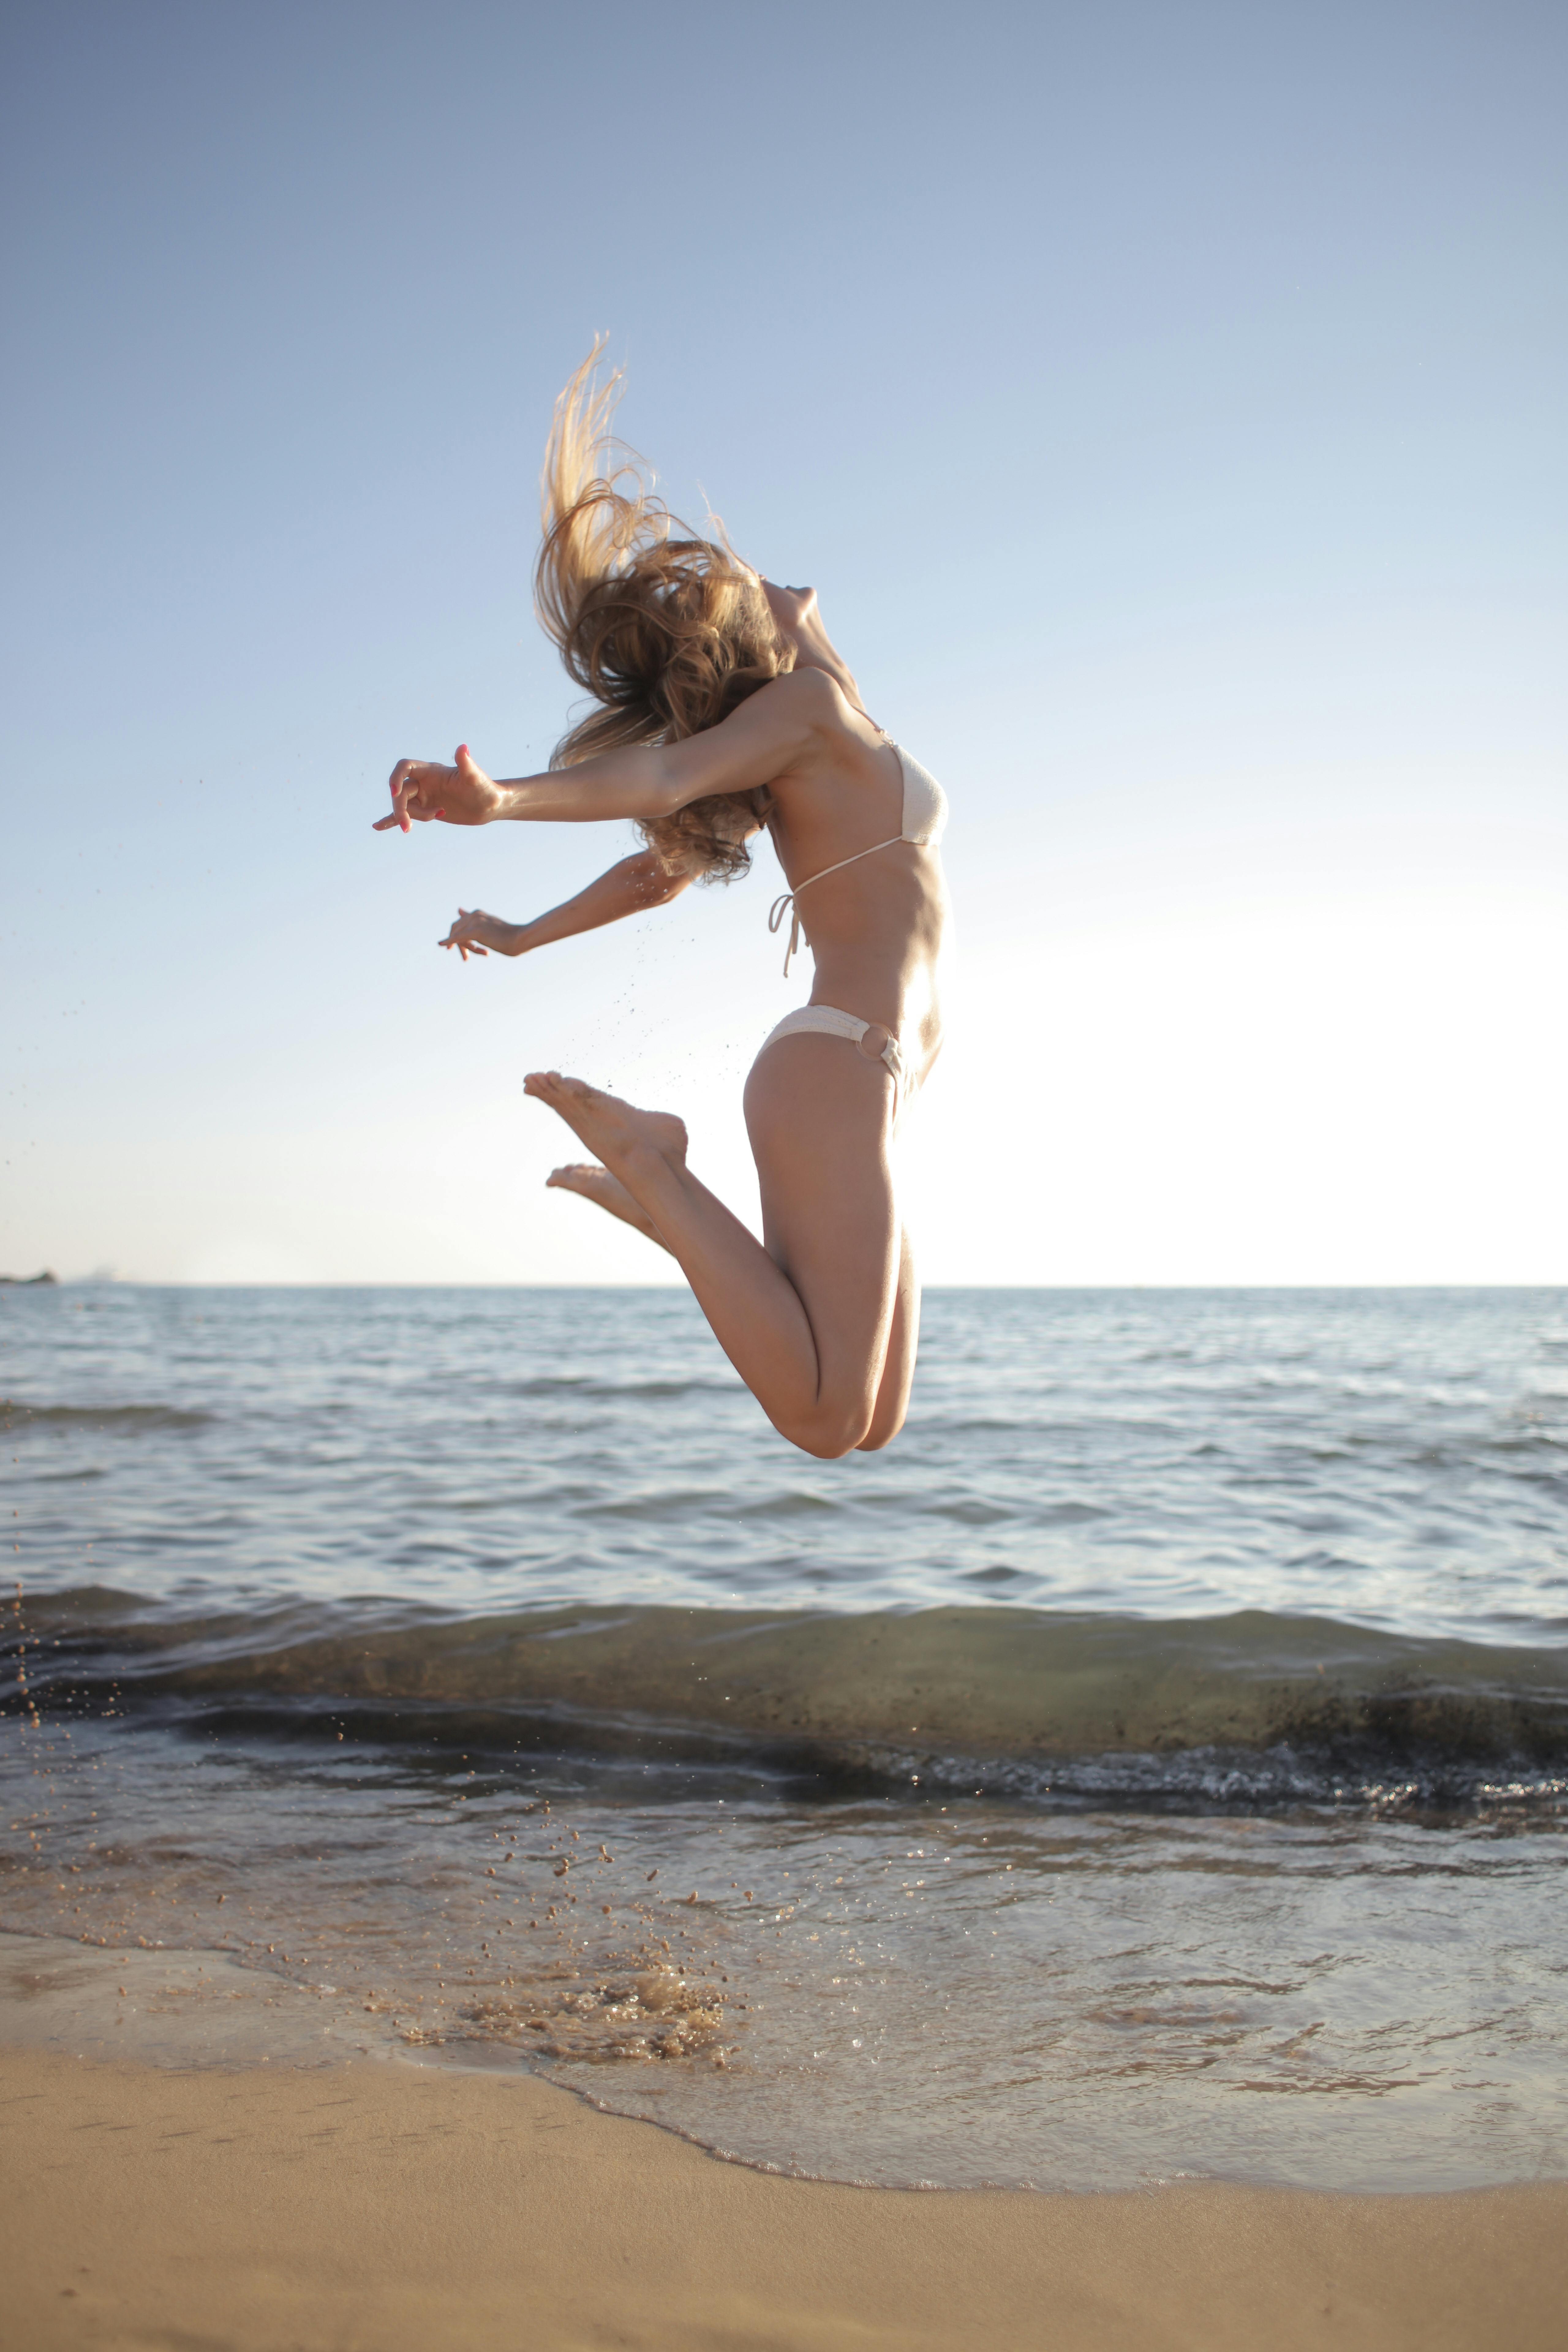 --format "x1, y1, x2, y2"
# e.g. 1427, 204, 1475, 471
3, 1284, 1566, 2189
